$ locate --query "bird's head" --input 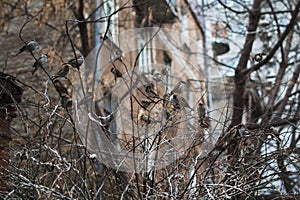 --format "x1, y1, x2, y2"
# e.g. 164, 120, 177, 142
144, 83, 154, 92
77, 55, 84, 62
28, 40, 38, 46
41, 54, 48, 58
